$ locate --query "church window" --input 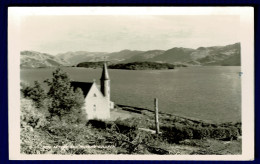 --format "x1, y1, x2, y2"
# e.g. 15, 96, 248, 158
94, 93, 97, 97
93, 104, 96, 112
